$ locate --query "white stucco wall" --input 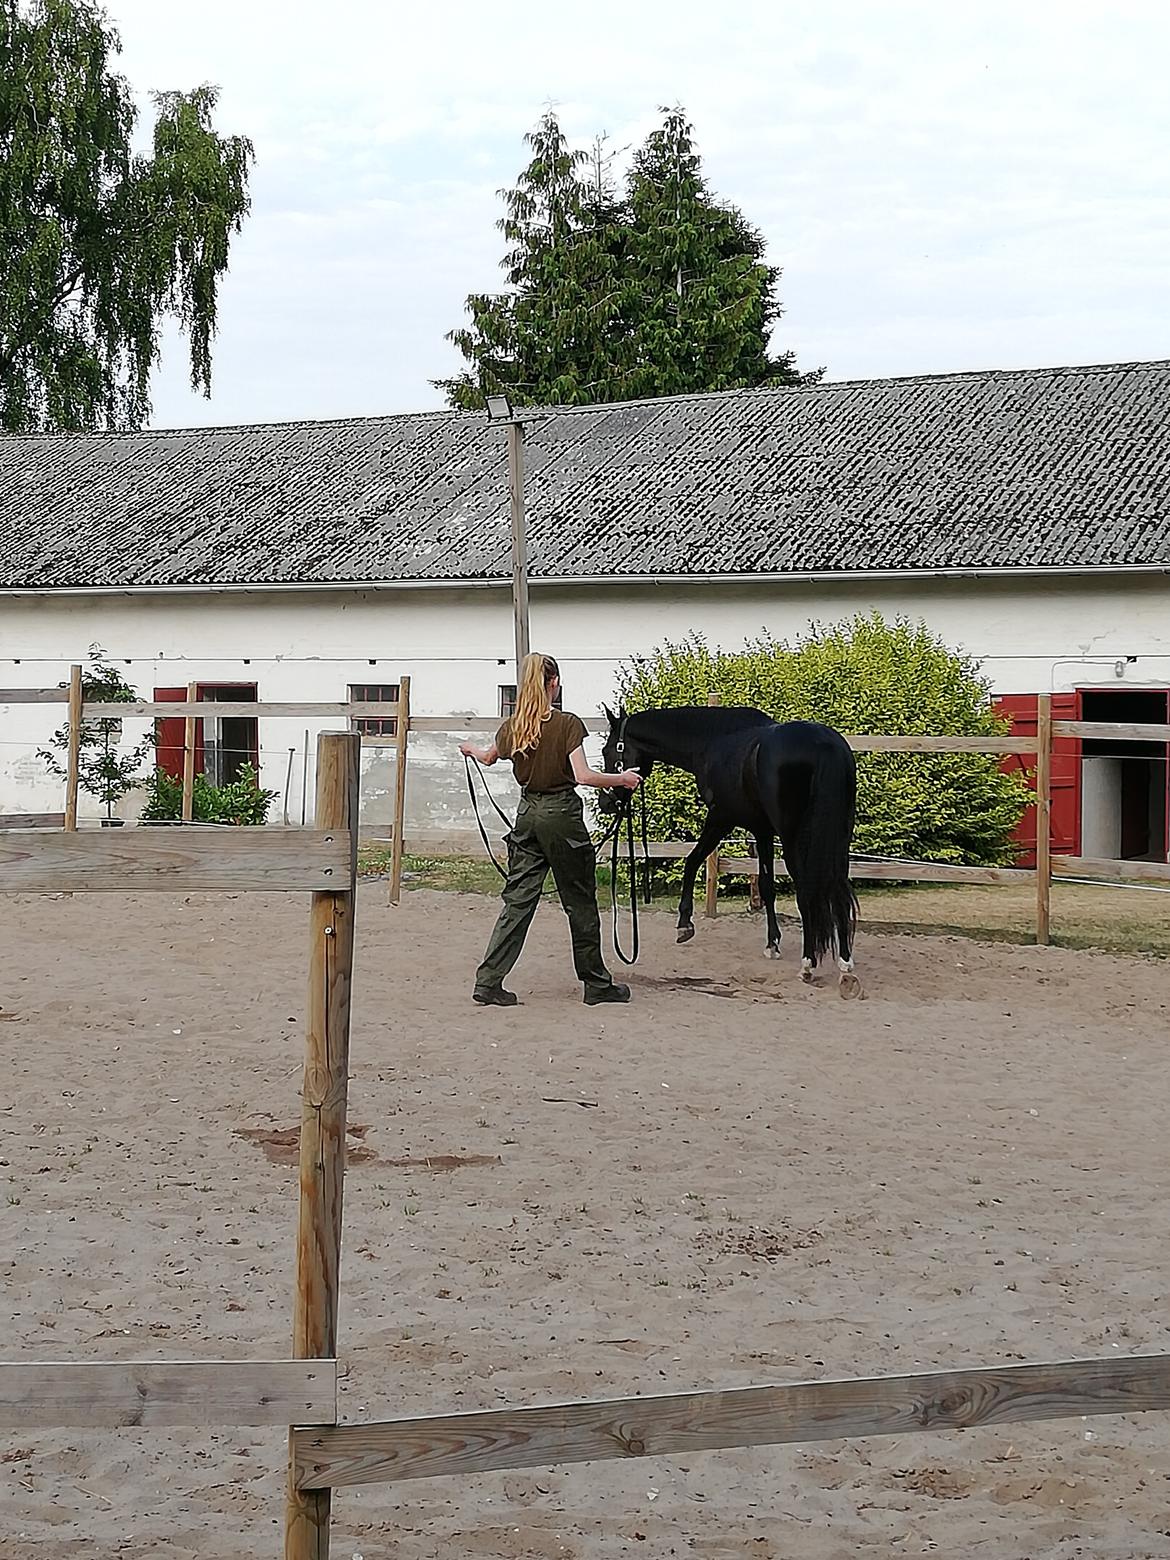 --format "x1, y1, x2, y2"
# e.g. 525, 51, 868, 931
2, 573, 1168, 834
